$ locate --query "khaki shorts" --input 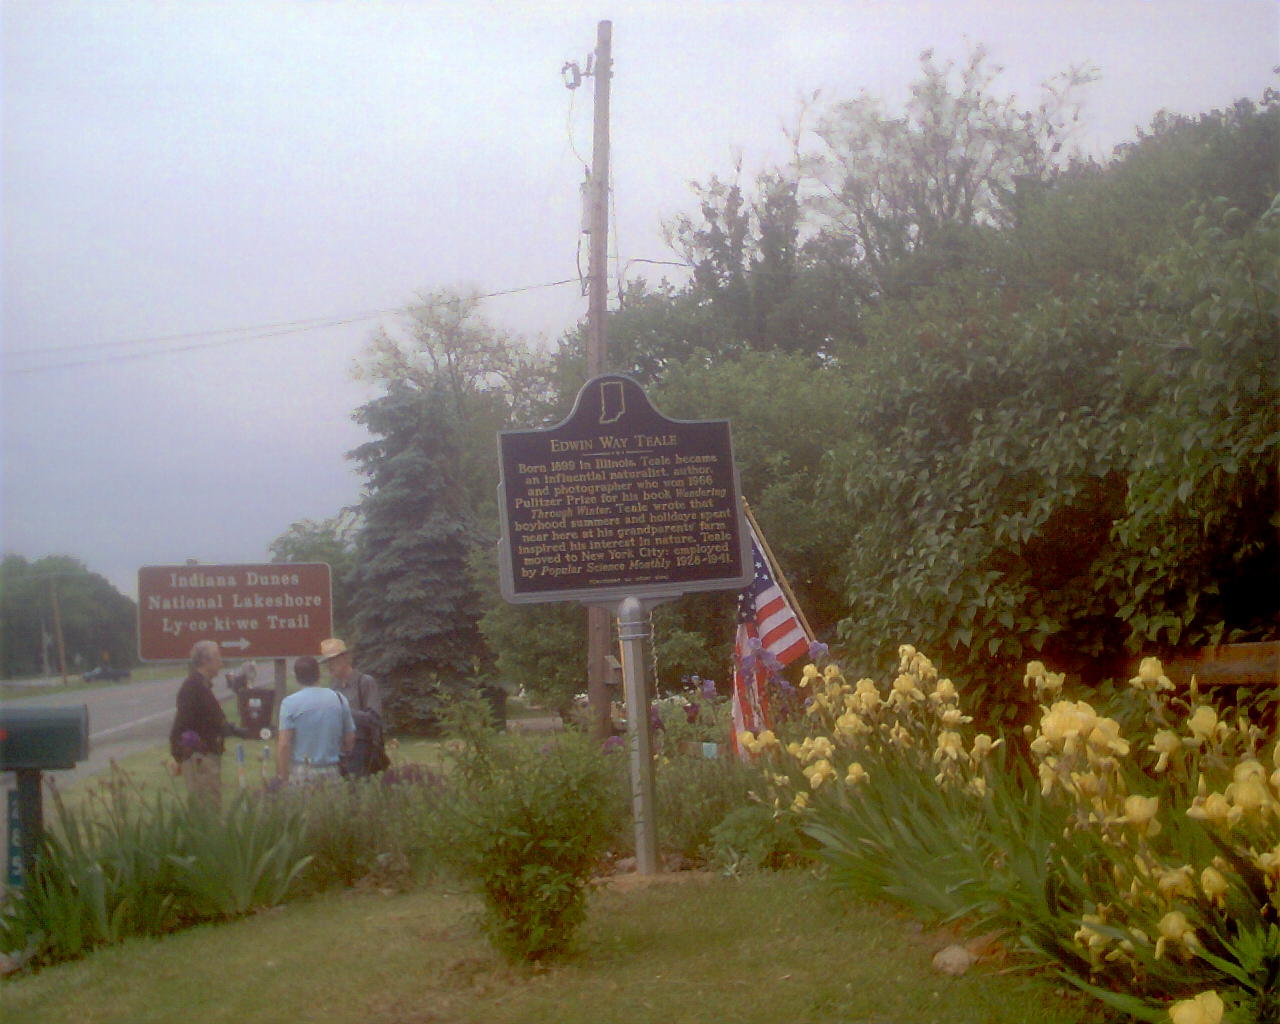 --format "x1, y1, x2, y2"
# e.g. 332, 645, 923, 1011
288, 763, 342, 784
182, 753, 222, 811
